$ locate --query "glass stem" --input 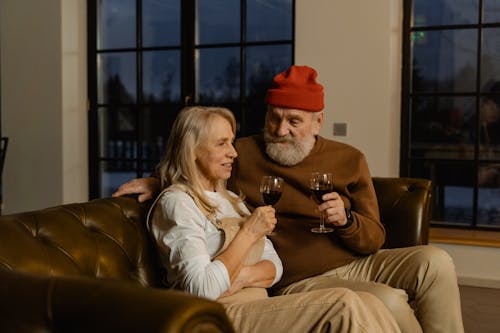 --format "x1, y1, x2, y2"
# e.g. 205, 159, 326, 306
320, 210, 326, 231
